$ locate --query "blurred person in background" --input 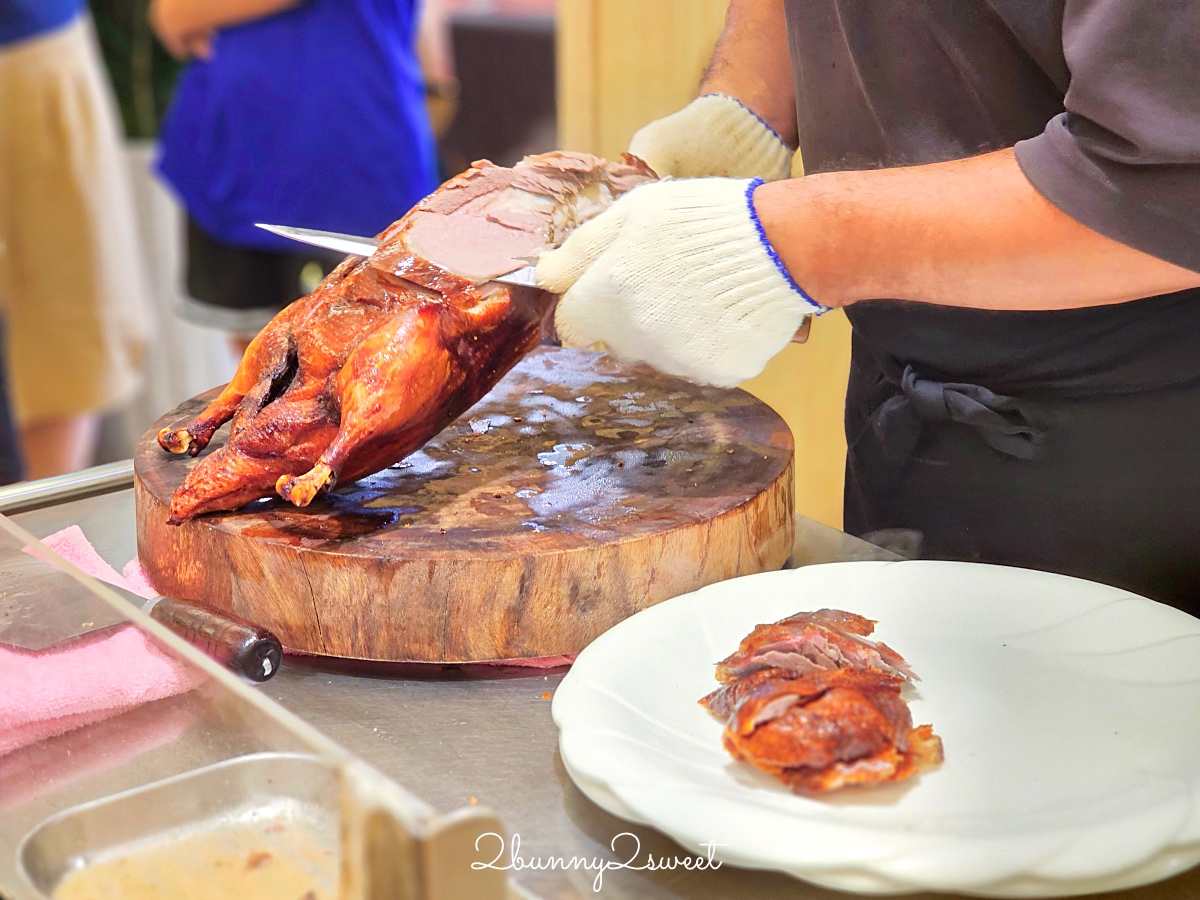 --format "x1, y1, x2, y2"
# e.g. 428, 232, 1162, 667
0, 0, 150, 479
150, 0, 448, 356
